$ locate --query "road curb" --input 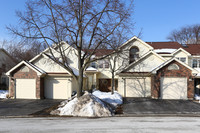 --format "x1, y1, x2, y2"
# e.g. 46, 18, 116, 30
115, 113, 200, 117
2, 113, 200, 118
